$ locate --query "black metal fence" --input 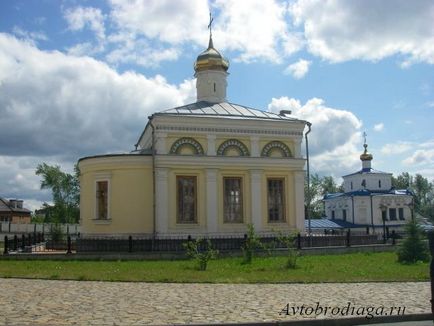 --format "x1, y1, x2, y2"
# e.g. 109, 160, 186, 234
2, 230, 395, 255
